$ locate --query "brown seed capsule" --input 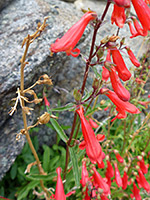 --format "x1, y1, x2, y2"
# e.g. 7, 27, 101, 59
38, 112, 50, 124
